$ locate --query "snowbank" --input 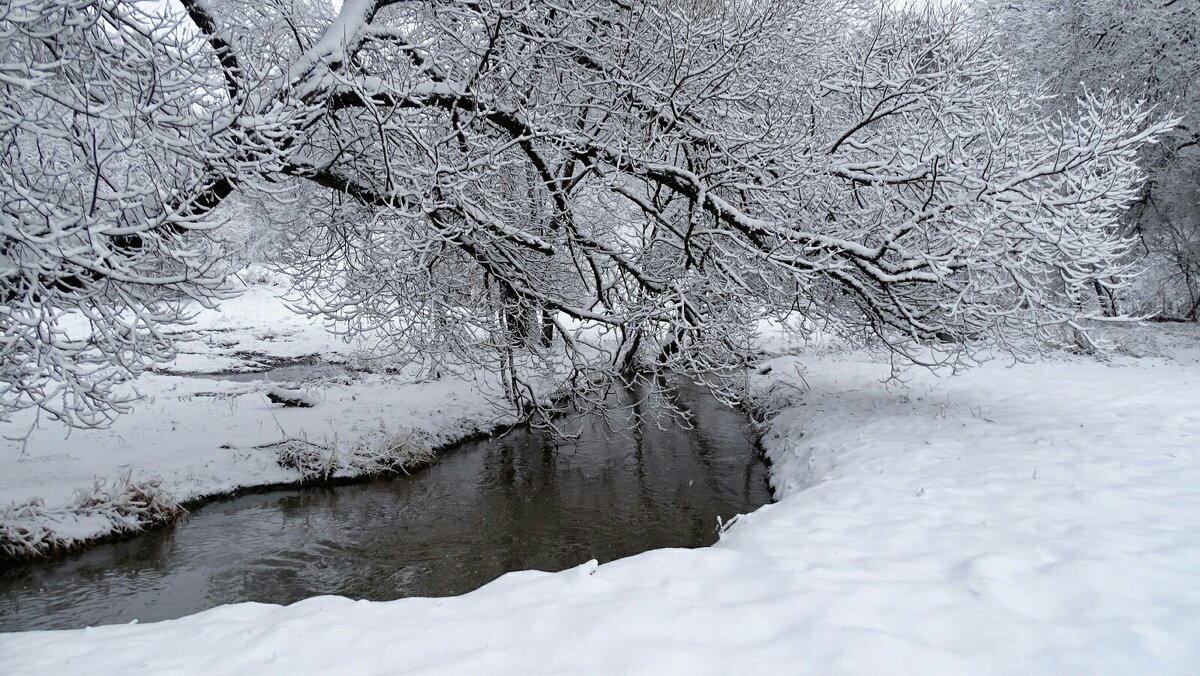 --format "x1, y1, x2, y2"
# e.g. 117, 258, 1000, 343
0, 284, 516, 560
0, 371, 512, 560
3, 331, 1199, 674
